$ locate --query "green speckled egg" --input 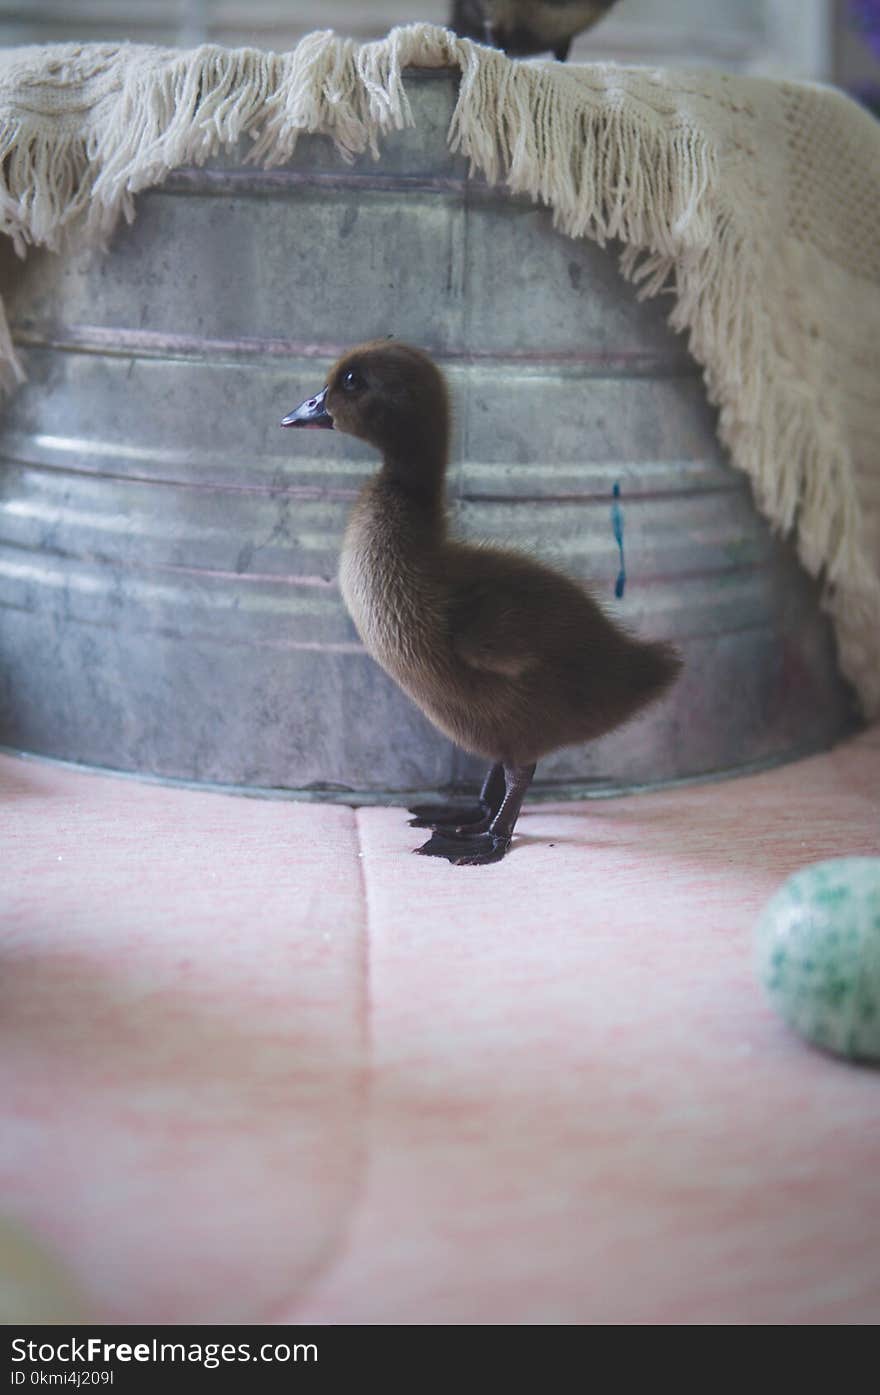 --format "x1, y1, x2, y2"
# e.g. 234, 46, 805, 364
754, 857, 880, 1061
